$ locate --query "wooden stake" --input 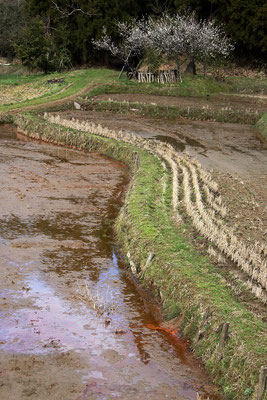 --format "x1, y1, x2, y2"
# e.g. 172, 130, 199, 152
139, 252, 155, 279
133, 152, 140, 169
257, 366, 267, 400
216, 322, 229, 361
144, 252, 154, 270
195, 307, 211, 343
